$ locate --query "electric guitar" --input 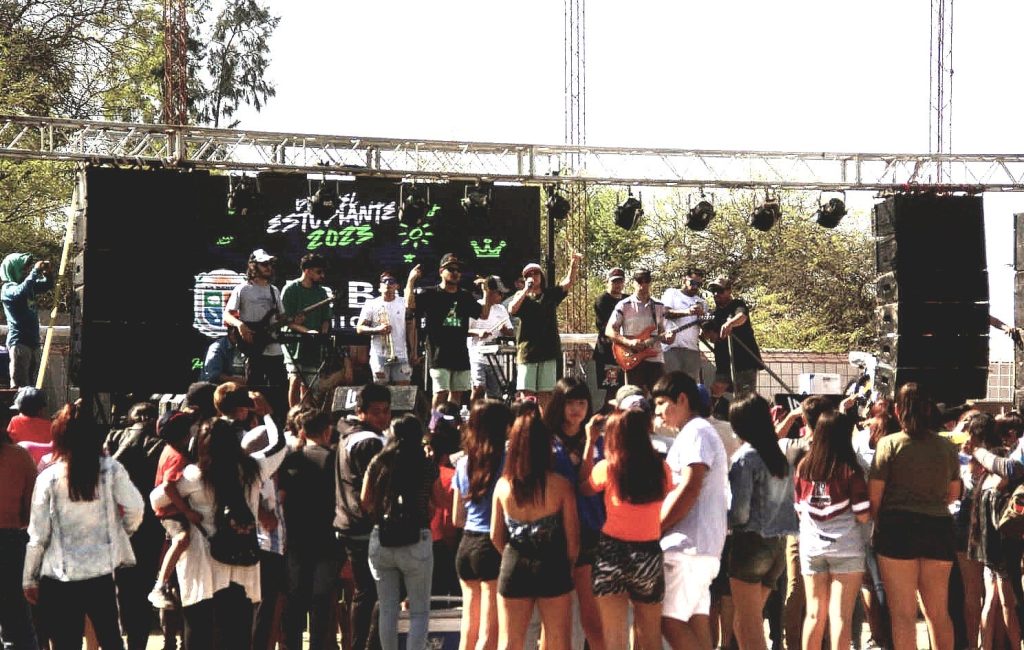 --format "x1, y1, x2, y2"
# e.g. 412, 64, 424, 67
230, 296, 333, 357
612, 317, 712, 372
